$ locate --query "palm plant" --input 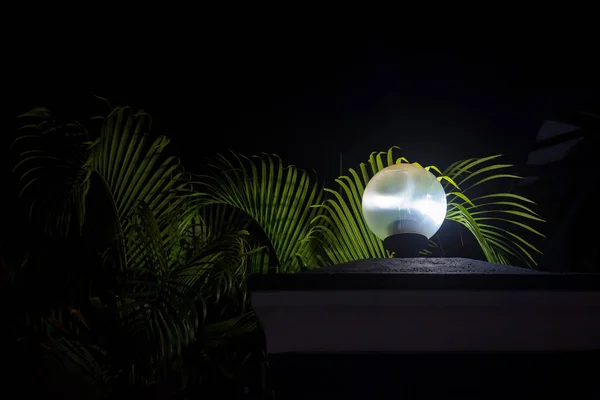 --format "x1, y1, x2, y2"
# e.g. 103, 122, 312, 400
197, 153, 325, 273
6, 96, 546, 395
9, 99, 257, 394
310, 146, 544, 267
197, 146, 543, 273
